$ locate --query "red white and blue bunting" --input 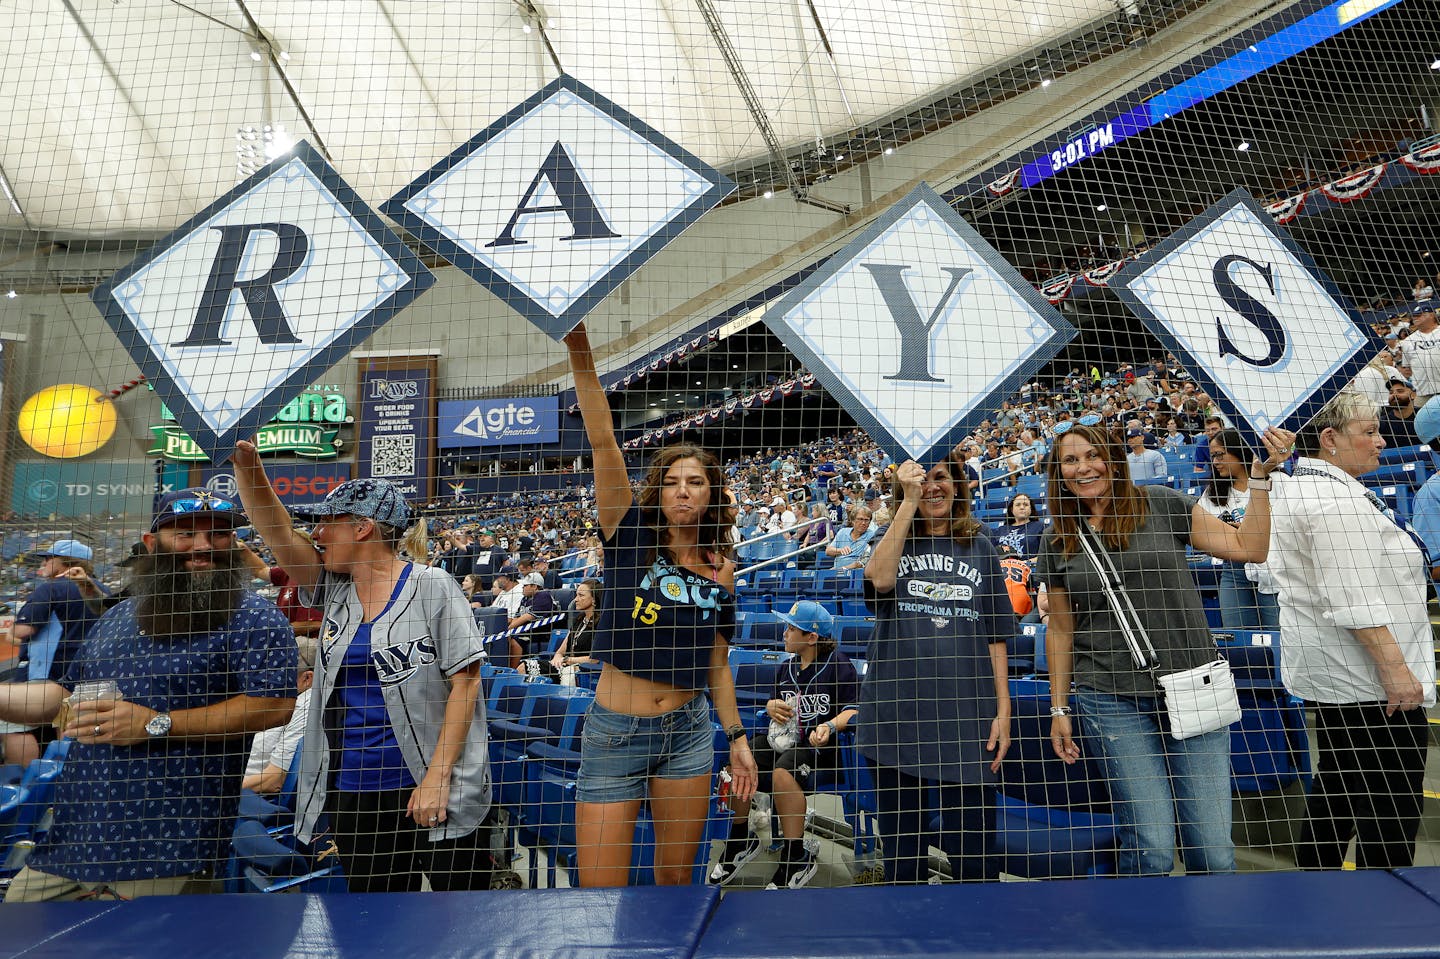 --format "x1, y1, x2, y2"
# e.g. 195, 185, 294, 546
567, 331, 719, 412
1399, 140, 1440, 174
1319, 163, 1387, 203
987, 169, 1020, 197
622, 375, 819, 449
1264, 191, 1307, 224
